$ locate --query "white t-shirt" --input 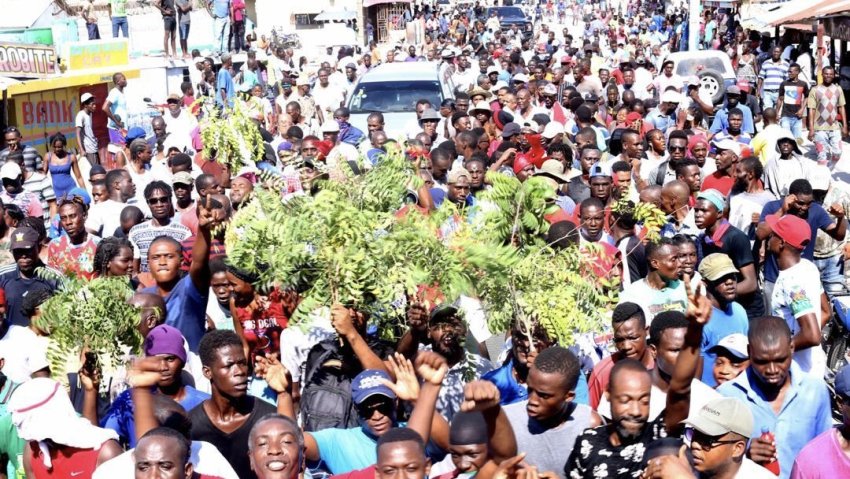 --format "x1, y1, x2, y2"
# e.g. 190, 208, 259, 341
86, 199, 130, 237
728, 191, 776, 237
93, 440, 238, 479
106, 87, 127, 130
126, 166, 152, 205
75, 110, 98, 153
162, 110, 198, 148
619, 278, 689, 325
0, 325, 49, 383
771, 259, 826, 375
